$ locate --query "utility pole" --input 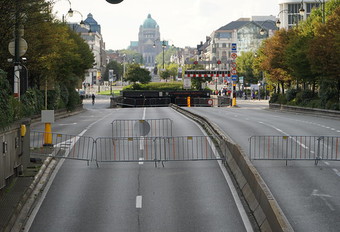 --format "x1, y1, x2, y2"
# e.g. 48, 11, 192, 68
14, 0, 20, 99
